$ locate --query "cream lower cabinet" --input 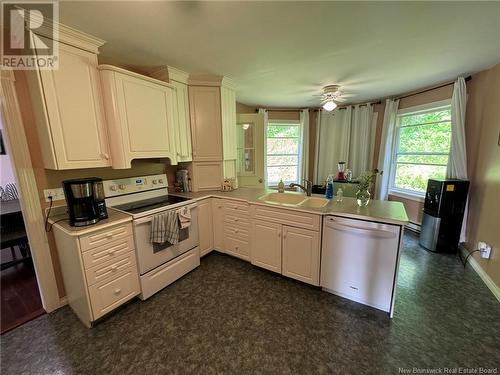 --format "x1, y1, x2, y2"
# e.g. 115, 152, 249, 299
282, 226, 320, 286
52, 221, 140, 327
198, 199, 214, 257
212, 199, 225, 251
251, 220, 282, 273
99, 65, 176, 168
26, 36, 110, 169
250, 205, 321, 286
